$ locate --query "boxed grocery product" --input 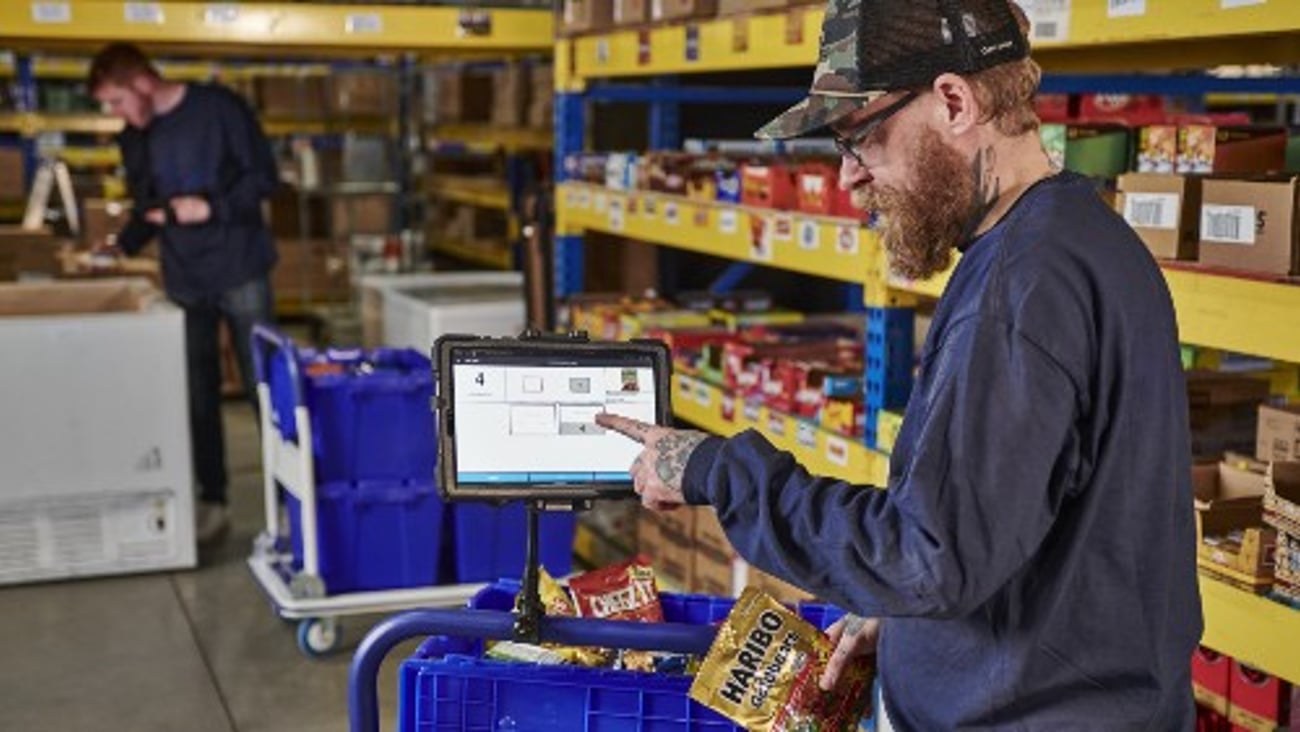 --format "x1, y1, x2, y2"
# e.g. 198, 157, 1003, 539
526, 64, 554, 129
605, 153, 639, 191
1192, 459, 1274, 591
796, 162, 854, 217
1228, 662, 1292, 732
272, 238, 349, 301
331, 193, 395, 236
1116, 173, 1202, 260
716, 167, 743, 204
655, 522, 695, 590
328, 72, 398, 117
1265, 462, 1300, 539
1188, 372, 1271, 460
1191, 646, 1231, 716
1137, 125, 1179, 173
561, 0, 614, 35
613, 0, 649, 25
1178, 125, 1288, 175
741, 163, 799, 210
656, 505, 698, 541
717, 0, 786, 15
1257, 404, 1300, 464
652, 0, 717, 22
1065, 125, 1132, 178
821, 397, 866, 438
639, 152, 693, 195
436, 68, 495, 124
1197, 177, 1299, 276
